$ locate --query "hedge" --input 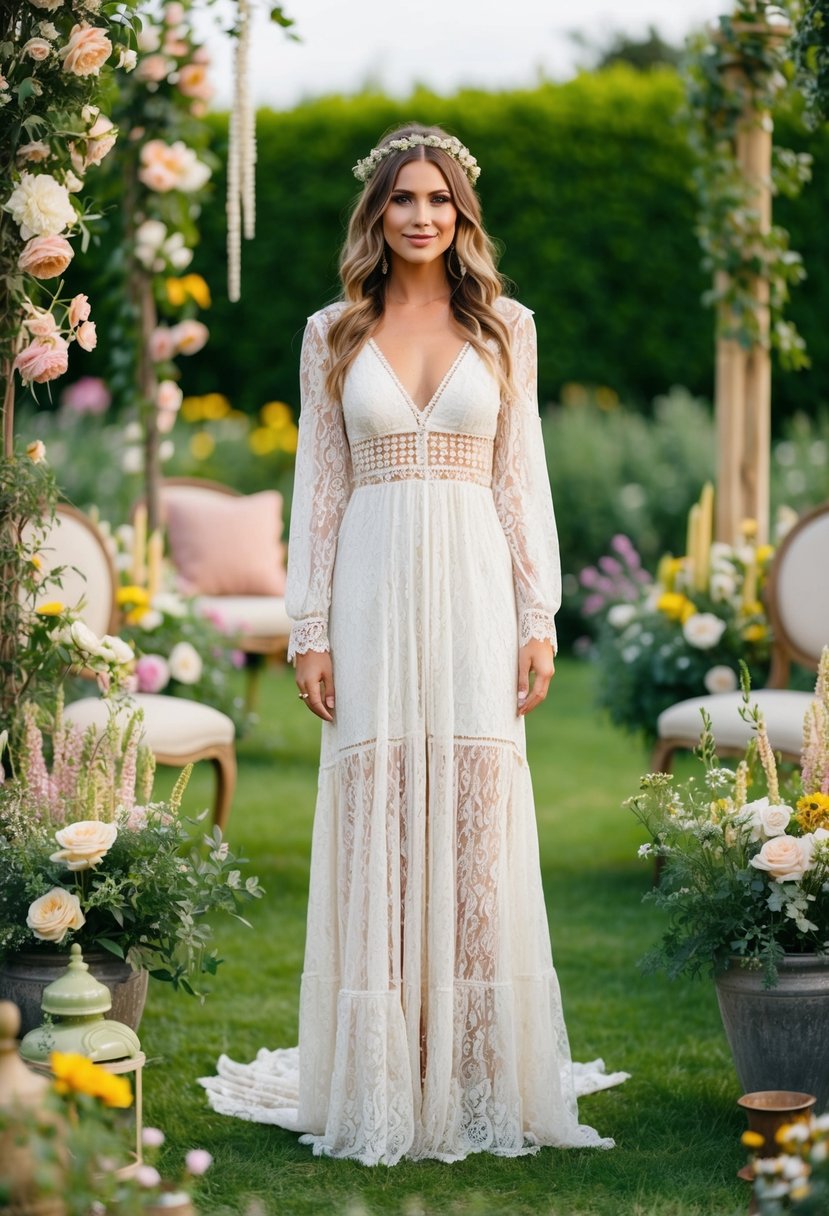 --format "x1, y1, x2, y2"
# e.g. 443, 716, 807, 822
83, 66, 829, 419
